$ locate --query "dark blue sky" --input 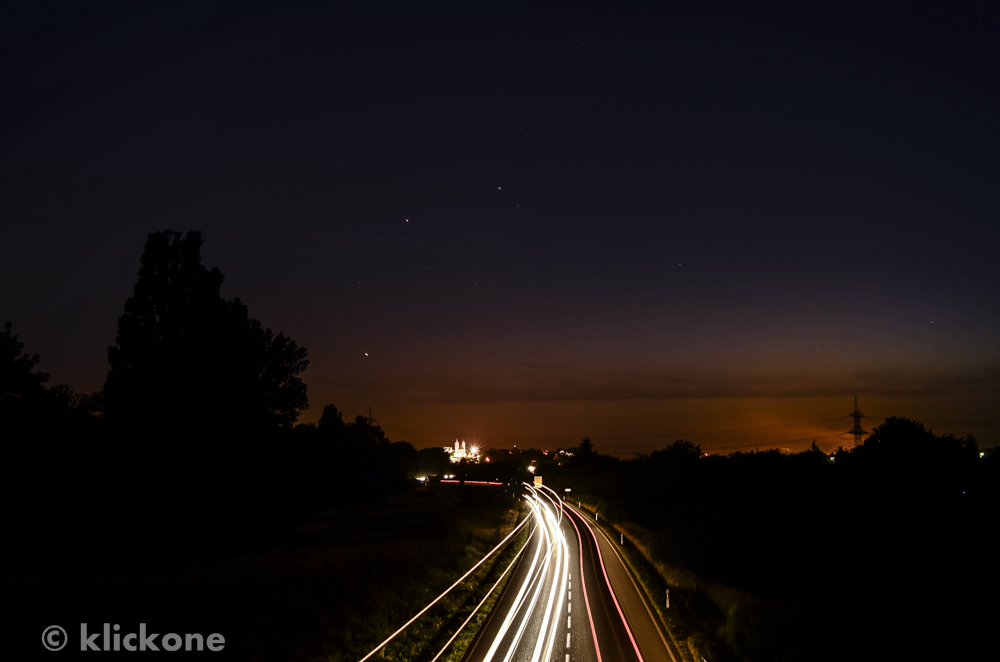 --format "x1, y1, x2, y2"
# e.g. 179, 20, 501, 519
3, 1, 998, 451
